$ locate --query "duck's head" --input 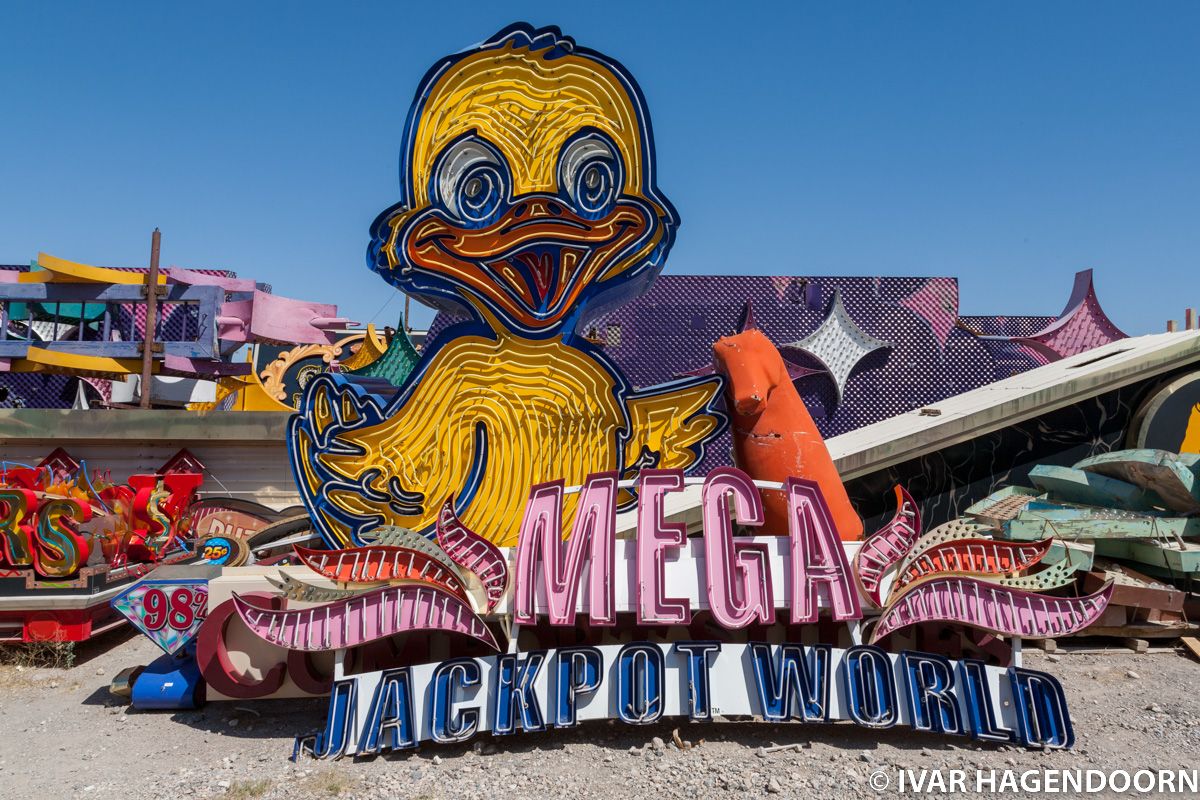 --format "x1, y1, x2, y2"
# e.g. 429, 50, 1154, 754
369, 23, 678, 337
